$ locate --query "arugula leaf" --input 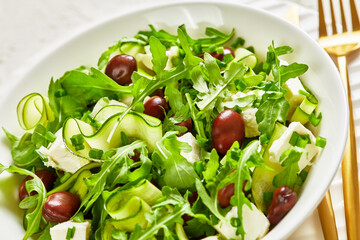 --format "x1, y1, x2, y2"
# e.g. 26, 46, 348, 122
0, 164, 46, 240
273, 148, 304, 188
279, 63, 308, 86
152, 132, 199, 192
230, 141, 264, 238
256, 92, 290, 136
138, 25, 178, 48
195, 179, 227, 222
178, 25, 235, 49
48, 68, 132, 130
80, 140, 147, 212
164, 80, 184, 113
149, 36, 168, 77
202, 149, 220, 183
196, 59, 247, 113
5, 131, 42, 169
263, 43, 308, 88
